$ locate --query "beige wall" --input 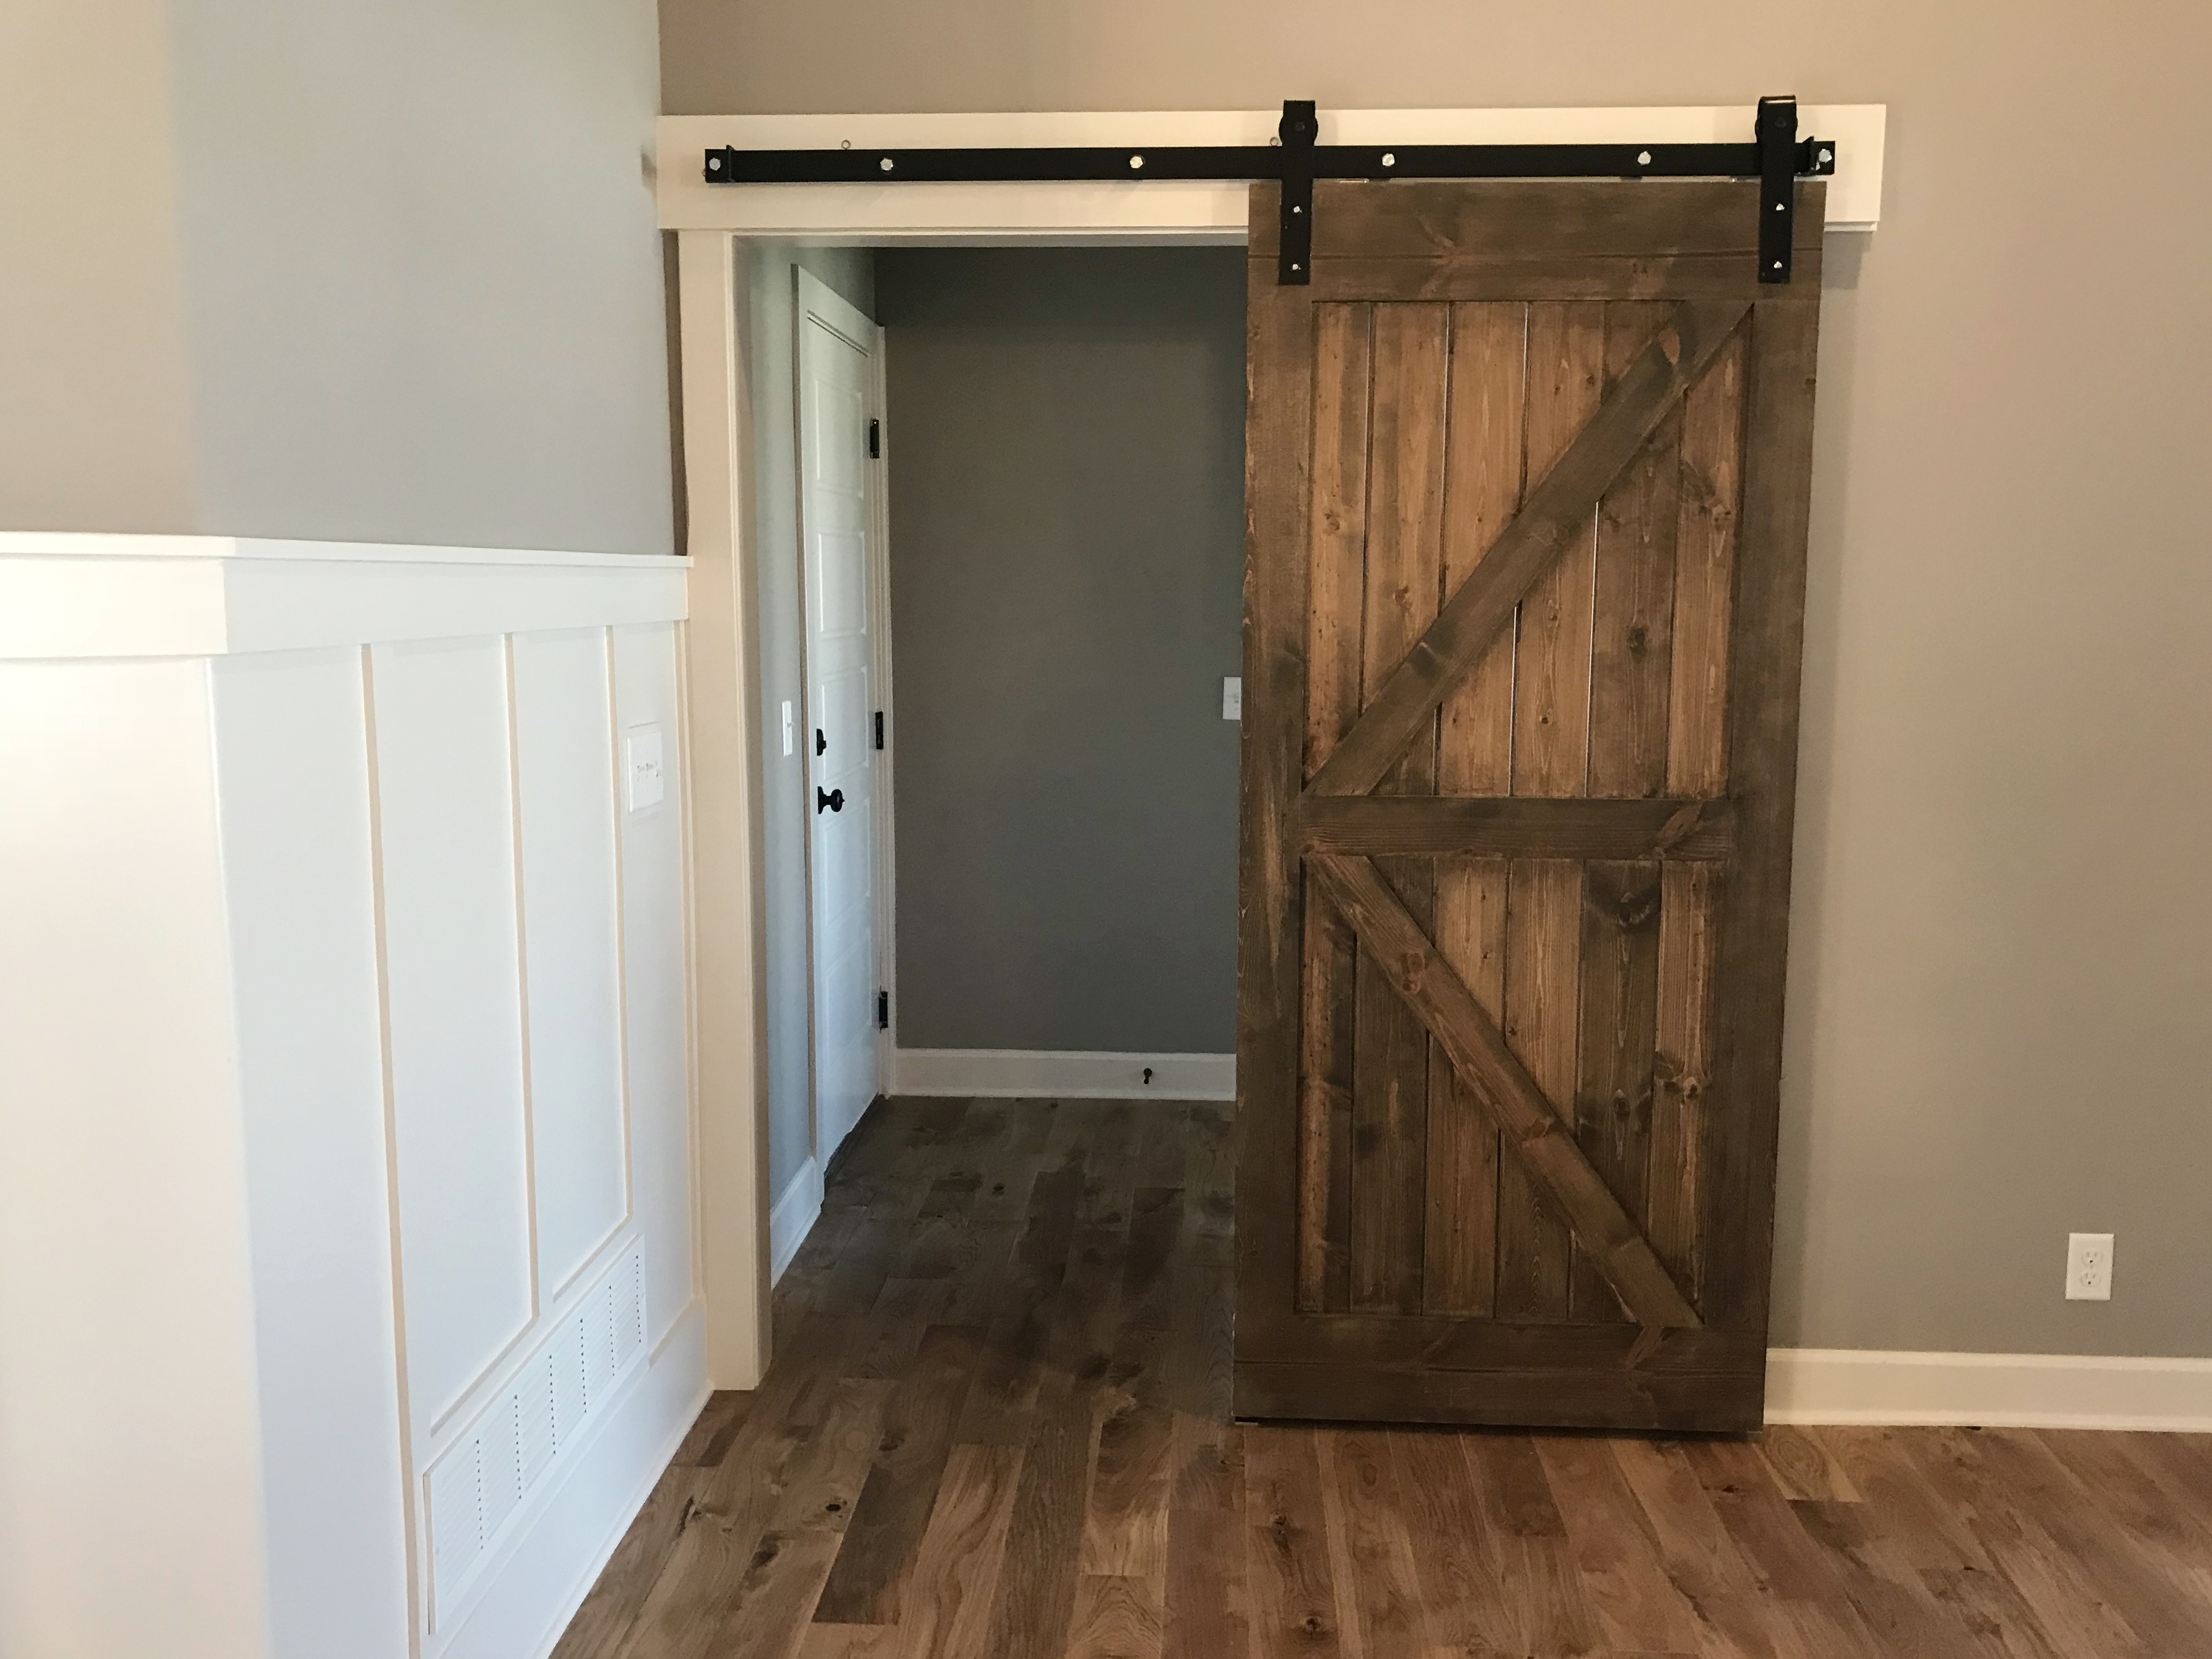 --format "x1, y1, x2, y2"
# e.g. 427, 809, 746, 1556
0, 0, 201, 530
660, 1, 2212, 1358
